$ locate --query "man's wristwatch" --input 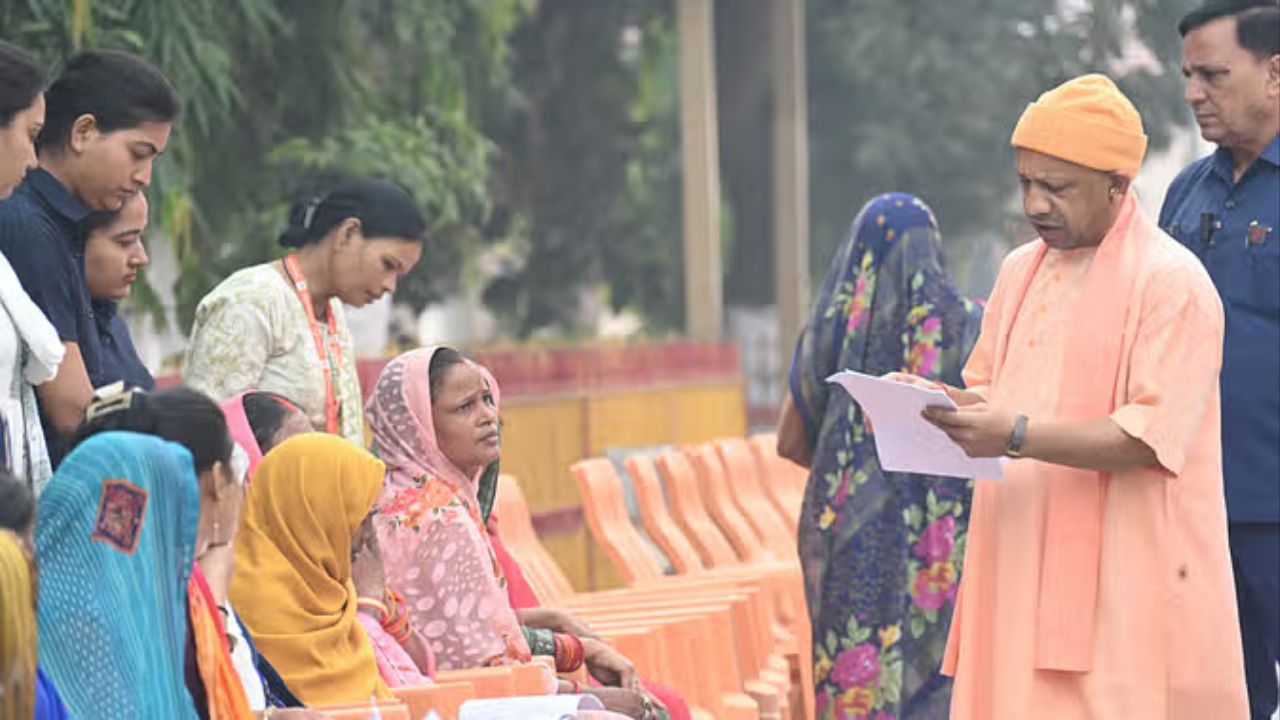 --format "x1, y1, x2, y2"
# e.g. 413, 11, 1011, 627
1005, 413, 1029, 458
